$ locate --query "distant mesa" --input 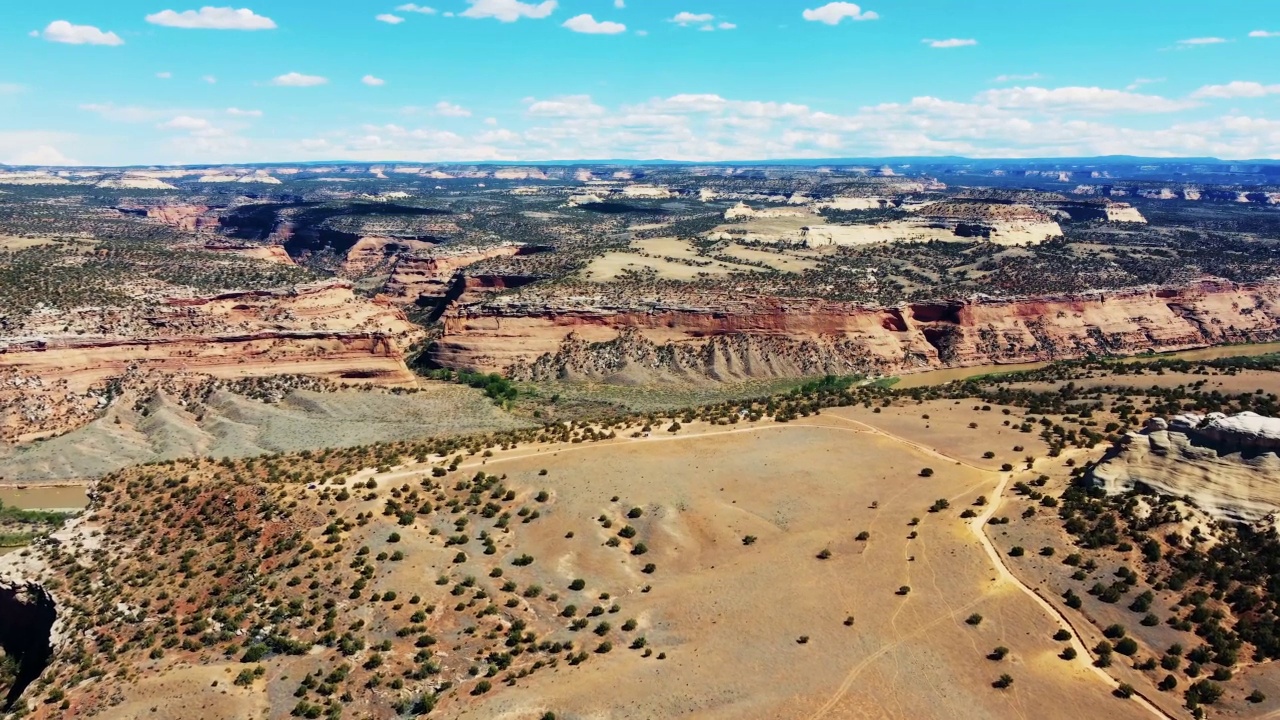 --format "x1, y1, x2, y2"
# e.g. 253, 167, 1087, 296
197, 169, 283, 184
